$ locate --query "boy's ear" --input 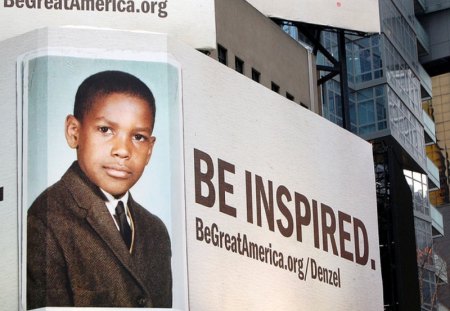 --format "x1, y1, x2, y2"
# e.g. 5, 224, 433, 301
65, 115, 81, 149
145, 136, 156, 165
